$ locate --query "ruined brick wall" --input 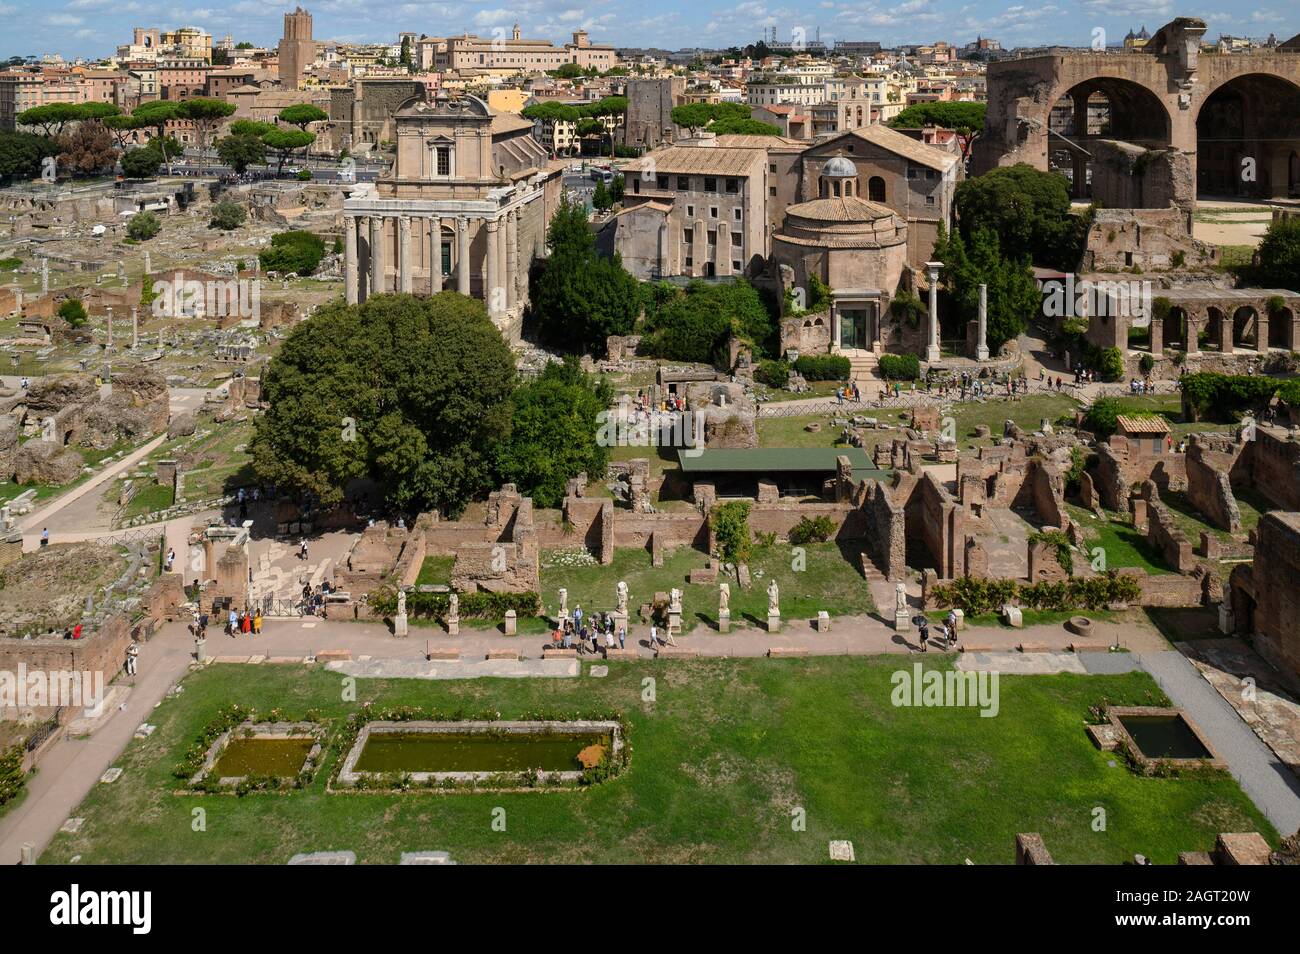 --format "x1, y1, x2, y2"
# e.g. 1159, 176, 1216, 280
903, 471, 963, 579
1251, 512, 1300, 682
1096, 436, 1186, 509
0, 613, 133, 697
1250, 427, 1300, 511
1142, 482, 1196, 574
1185, 434, 1245, 532
861, 479, 906, 580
